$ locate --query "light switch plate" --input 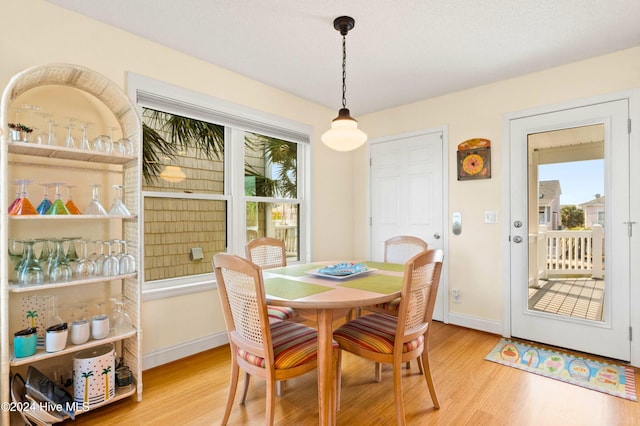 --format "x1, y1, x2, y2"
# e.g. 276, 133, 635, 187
484, 210, 498, 224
